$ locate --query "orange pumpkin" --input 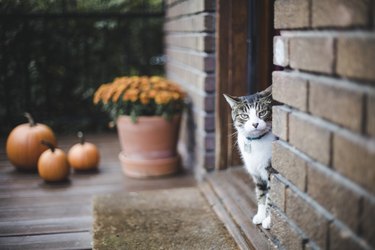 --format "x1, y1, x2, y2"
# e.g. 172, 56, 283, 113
38, 141, 70, 182
68, 132, 100, 171
6, 113, 57, 171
